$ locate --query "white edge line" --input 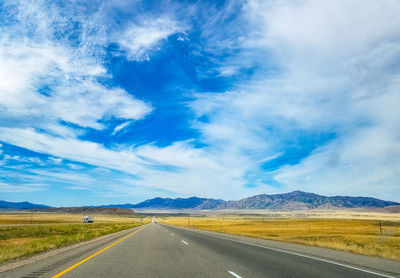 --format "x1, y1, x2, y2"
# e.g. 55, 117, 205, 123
228, 271, 242, 278
210, 233, 398, 278
167, 225, 398, 278
181, 240, 189, 245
